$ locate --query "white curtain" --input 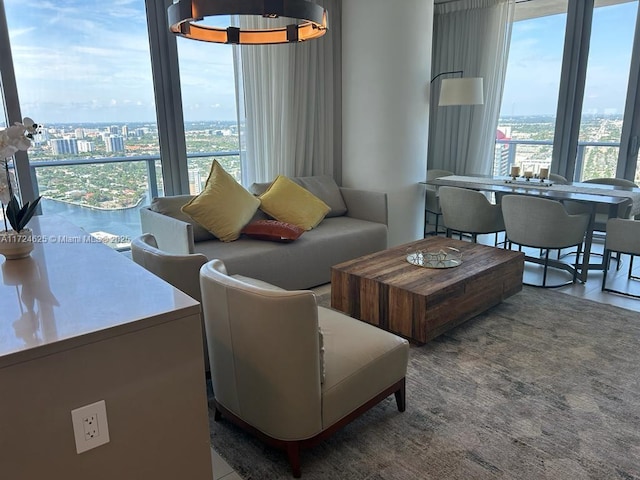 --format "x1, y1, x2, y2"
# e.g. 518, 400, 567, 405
235, 0, 341, 186
428, 0, 514, 176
